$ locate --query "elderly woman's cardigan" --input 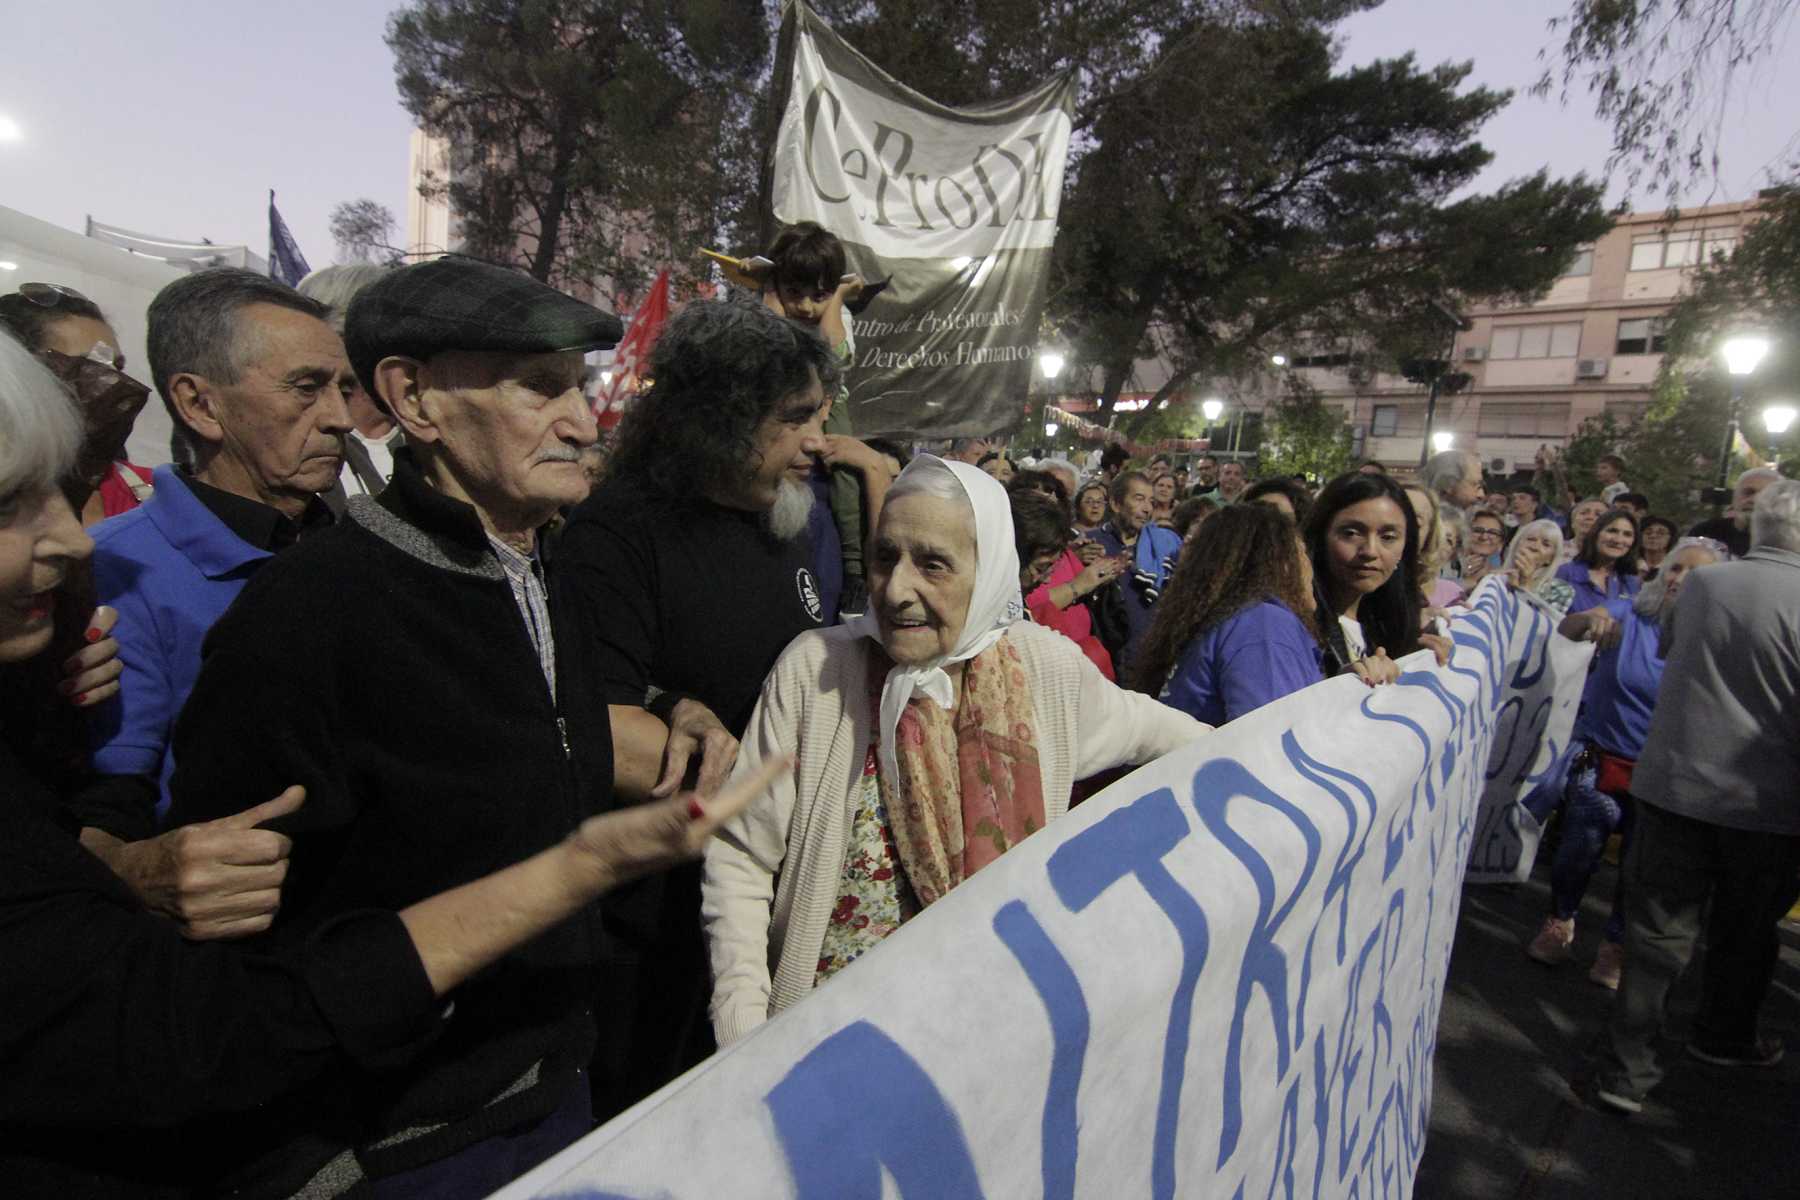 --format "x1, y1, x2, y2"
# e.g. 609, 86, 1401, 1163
702, 619, 1208, 1044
